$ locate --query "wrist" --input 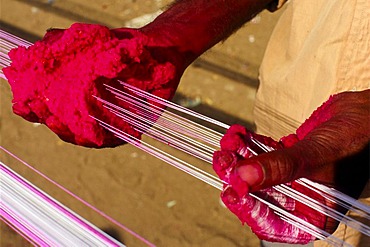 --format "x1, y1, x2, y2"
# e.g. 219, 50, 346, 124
141, 0, 273, 66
